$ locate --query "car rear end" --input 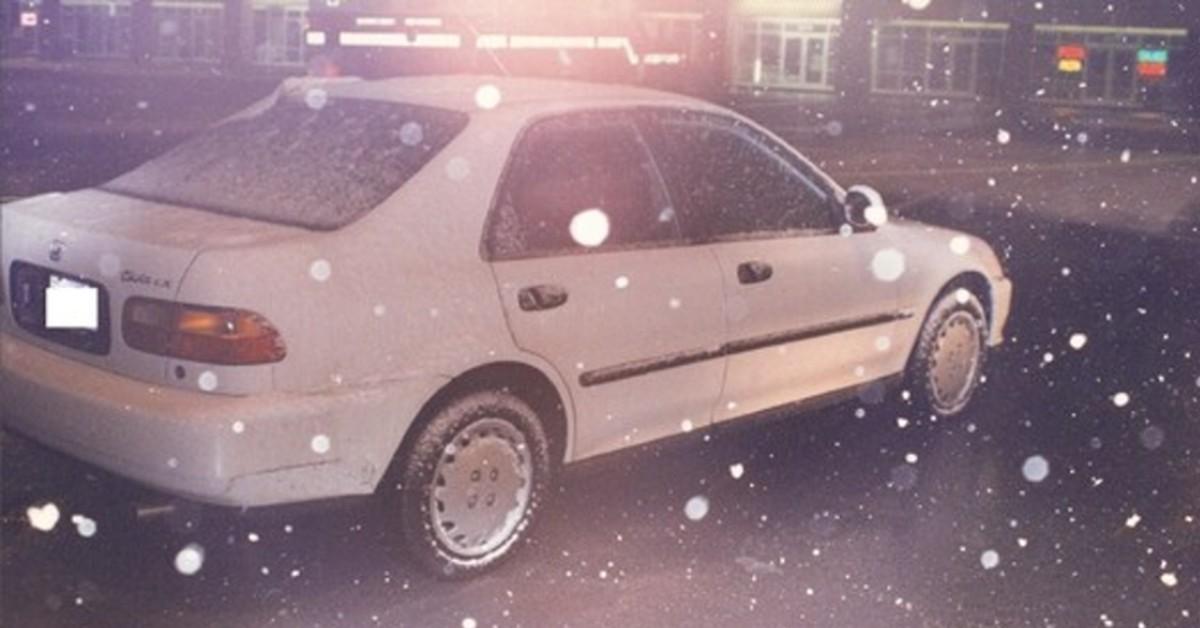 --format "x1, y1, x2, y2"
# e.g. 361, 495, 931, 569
1, 85, 473, 507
